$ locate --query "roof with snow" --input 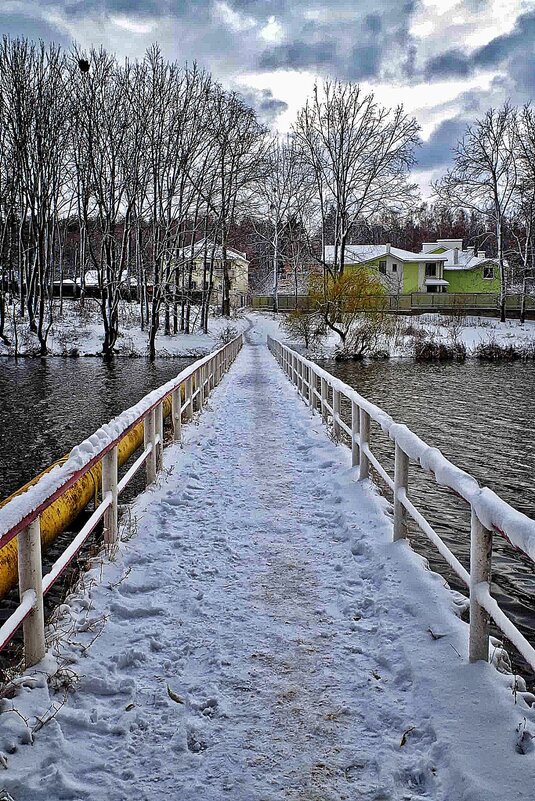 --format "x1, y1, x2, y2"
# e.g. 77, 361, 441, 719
422, 240, 500, 271
435, 249, 497, 272
179, 238, 249, 265
324, 244, 445, 265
